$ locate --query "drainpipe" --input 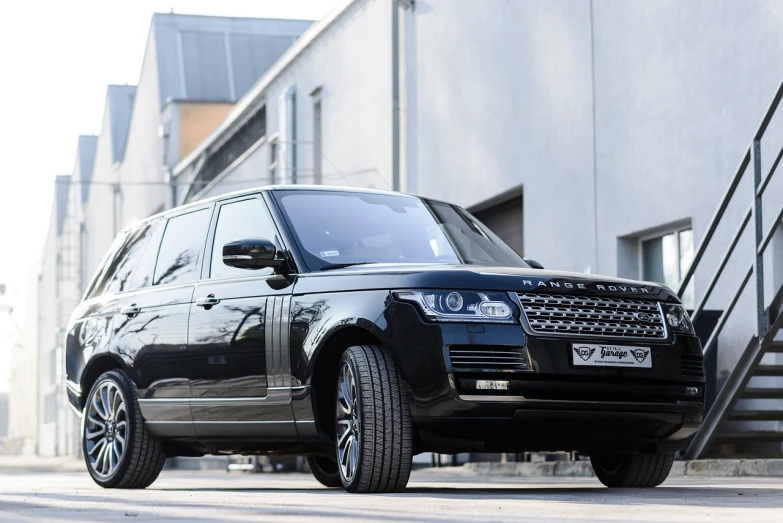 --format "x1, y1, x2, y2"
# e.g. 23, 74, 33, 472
392, 0, 401, 192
